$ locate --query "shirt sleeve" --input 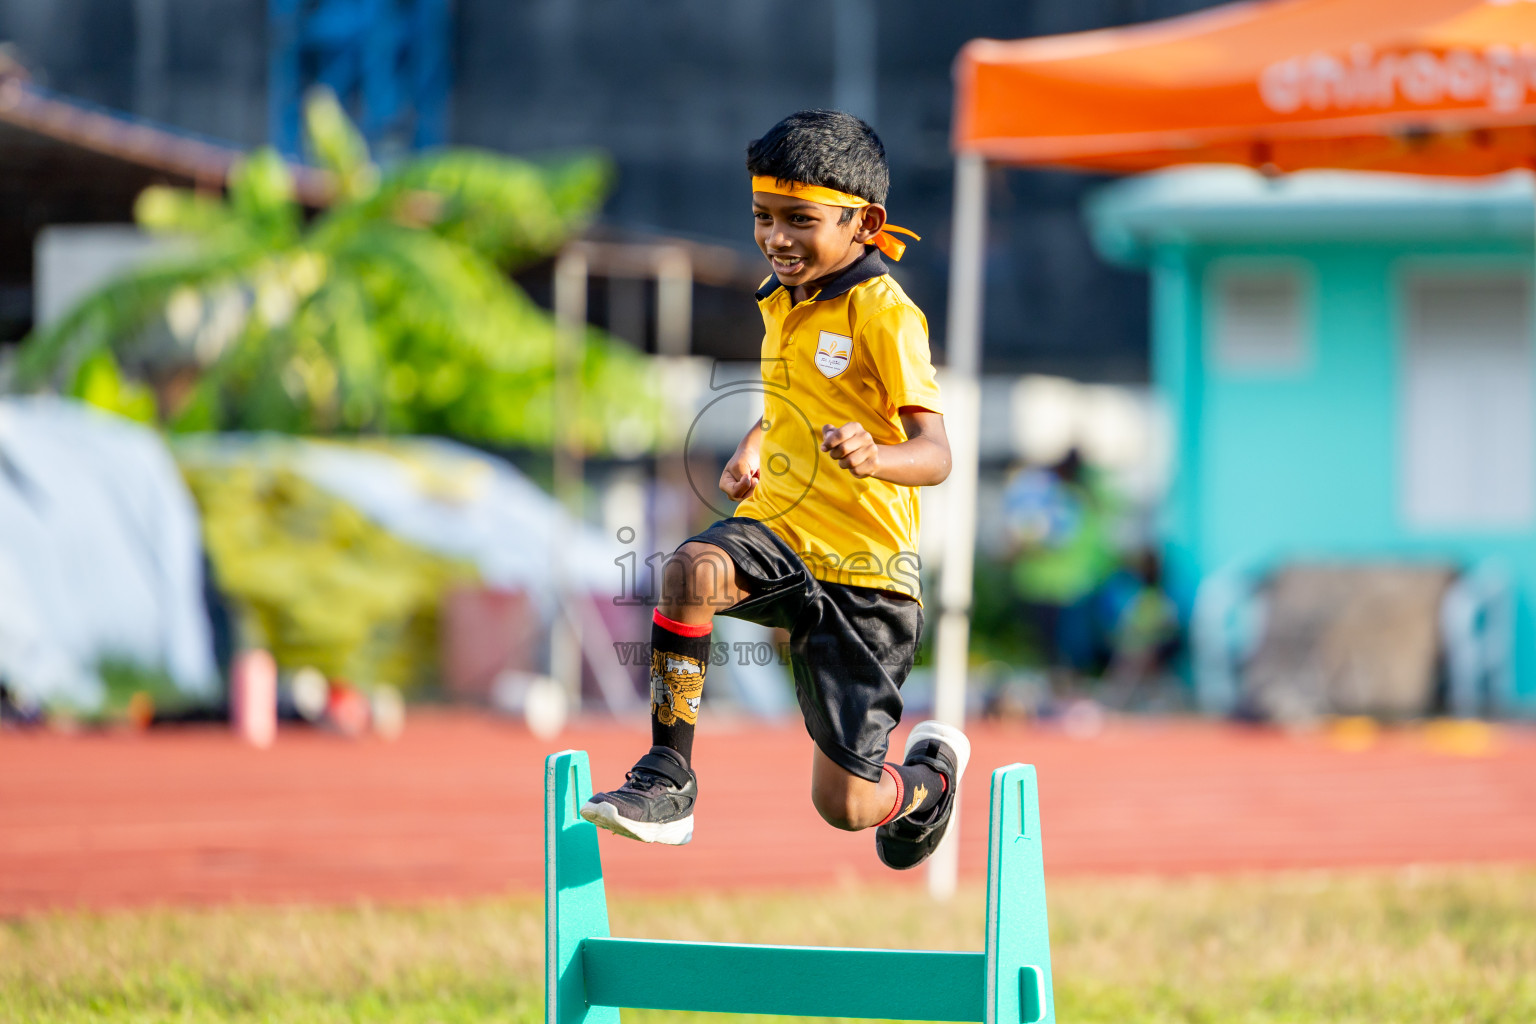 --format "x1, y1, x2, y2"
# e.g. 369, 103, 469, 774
859, 303, 943, 415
